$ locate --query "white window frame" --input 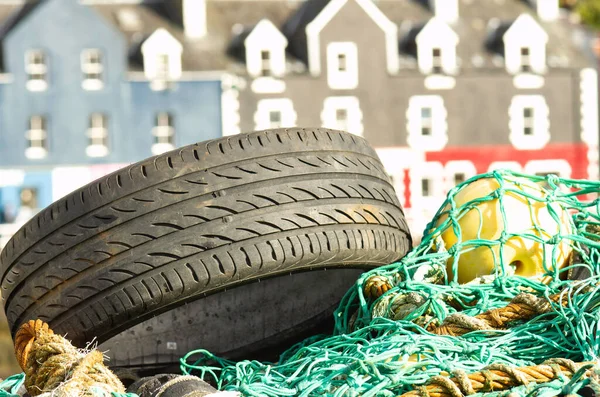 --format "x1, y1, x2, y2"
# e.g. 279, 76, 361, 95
244, 19, 288, 78
406, 95, 448, 151
326, 42, 358, 90
508, 95, 550, 150
81, 49, 104, 91
525, 159, 572, 192
25, 115, 48, 159
409, 161, 445, 211
141, 29, 183, 91
320, 96, 363, 136
520, 47, 531, 73
445, 160, 477, 191
503, 14, 548, 75
25, 50, 48, 92
254, 98, 297, 130
416, 18, 459, 76
86, 113, 109, 158
152, 112, 175, 155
